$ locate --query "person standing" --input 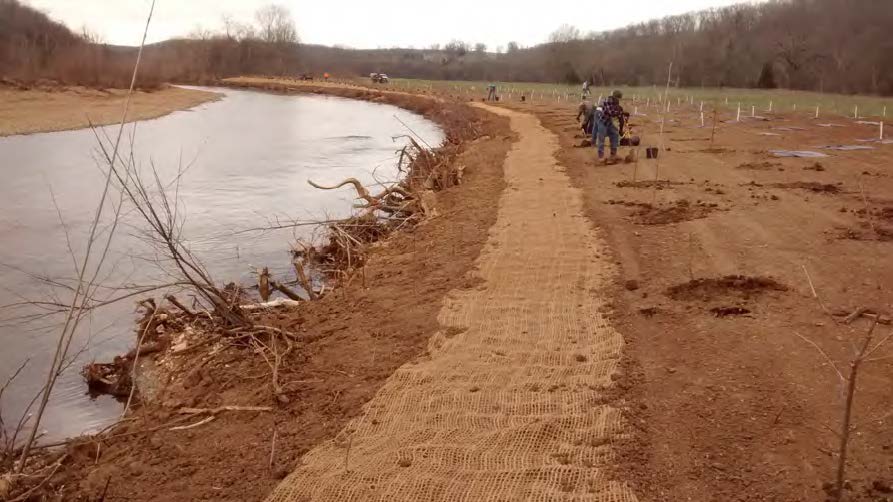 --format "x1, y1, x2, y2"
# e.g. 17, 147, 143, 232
582, 80, 591, 99
593, 90, 625, 162
486, 83, 498, 101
